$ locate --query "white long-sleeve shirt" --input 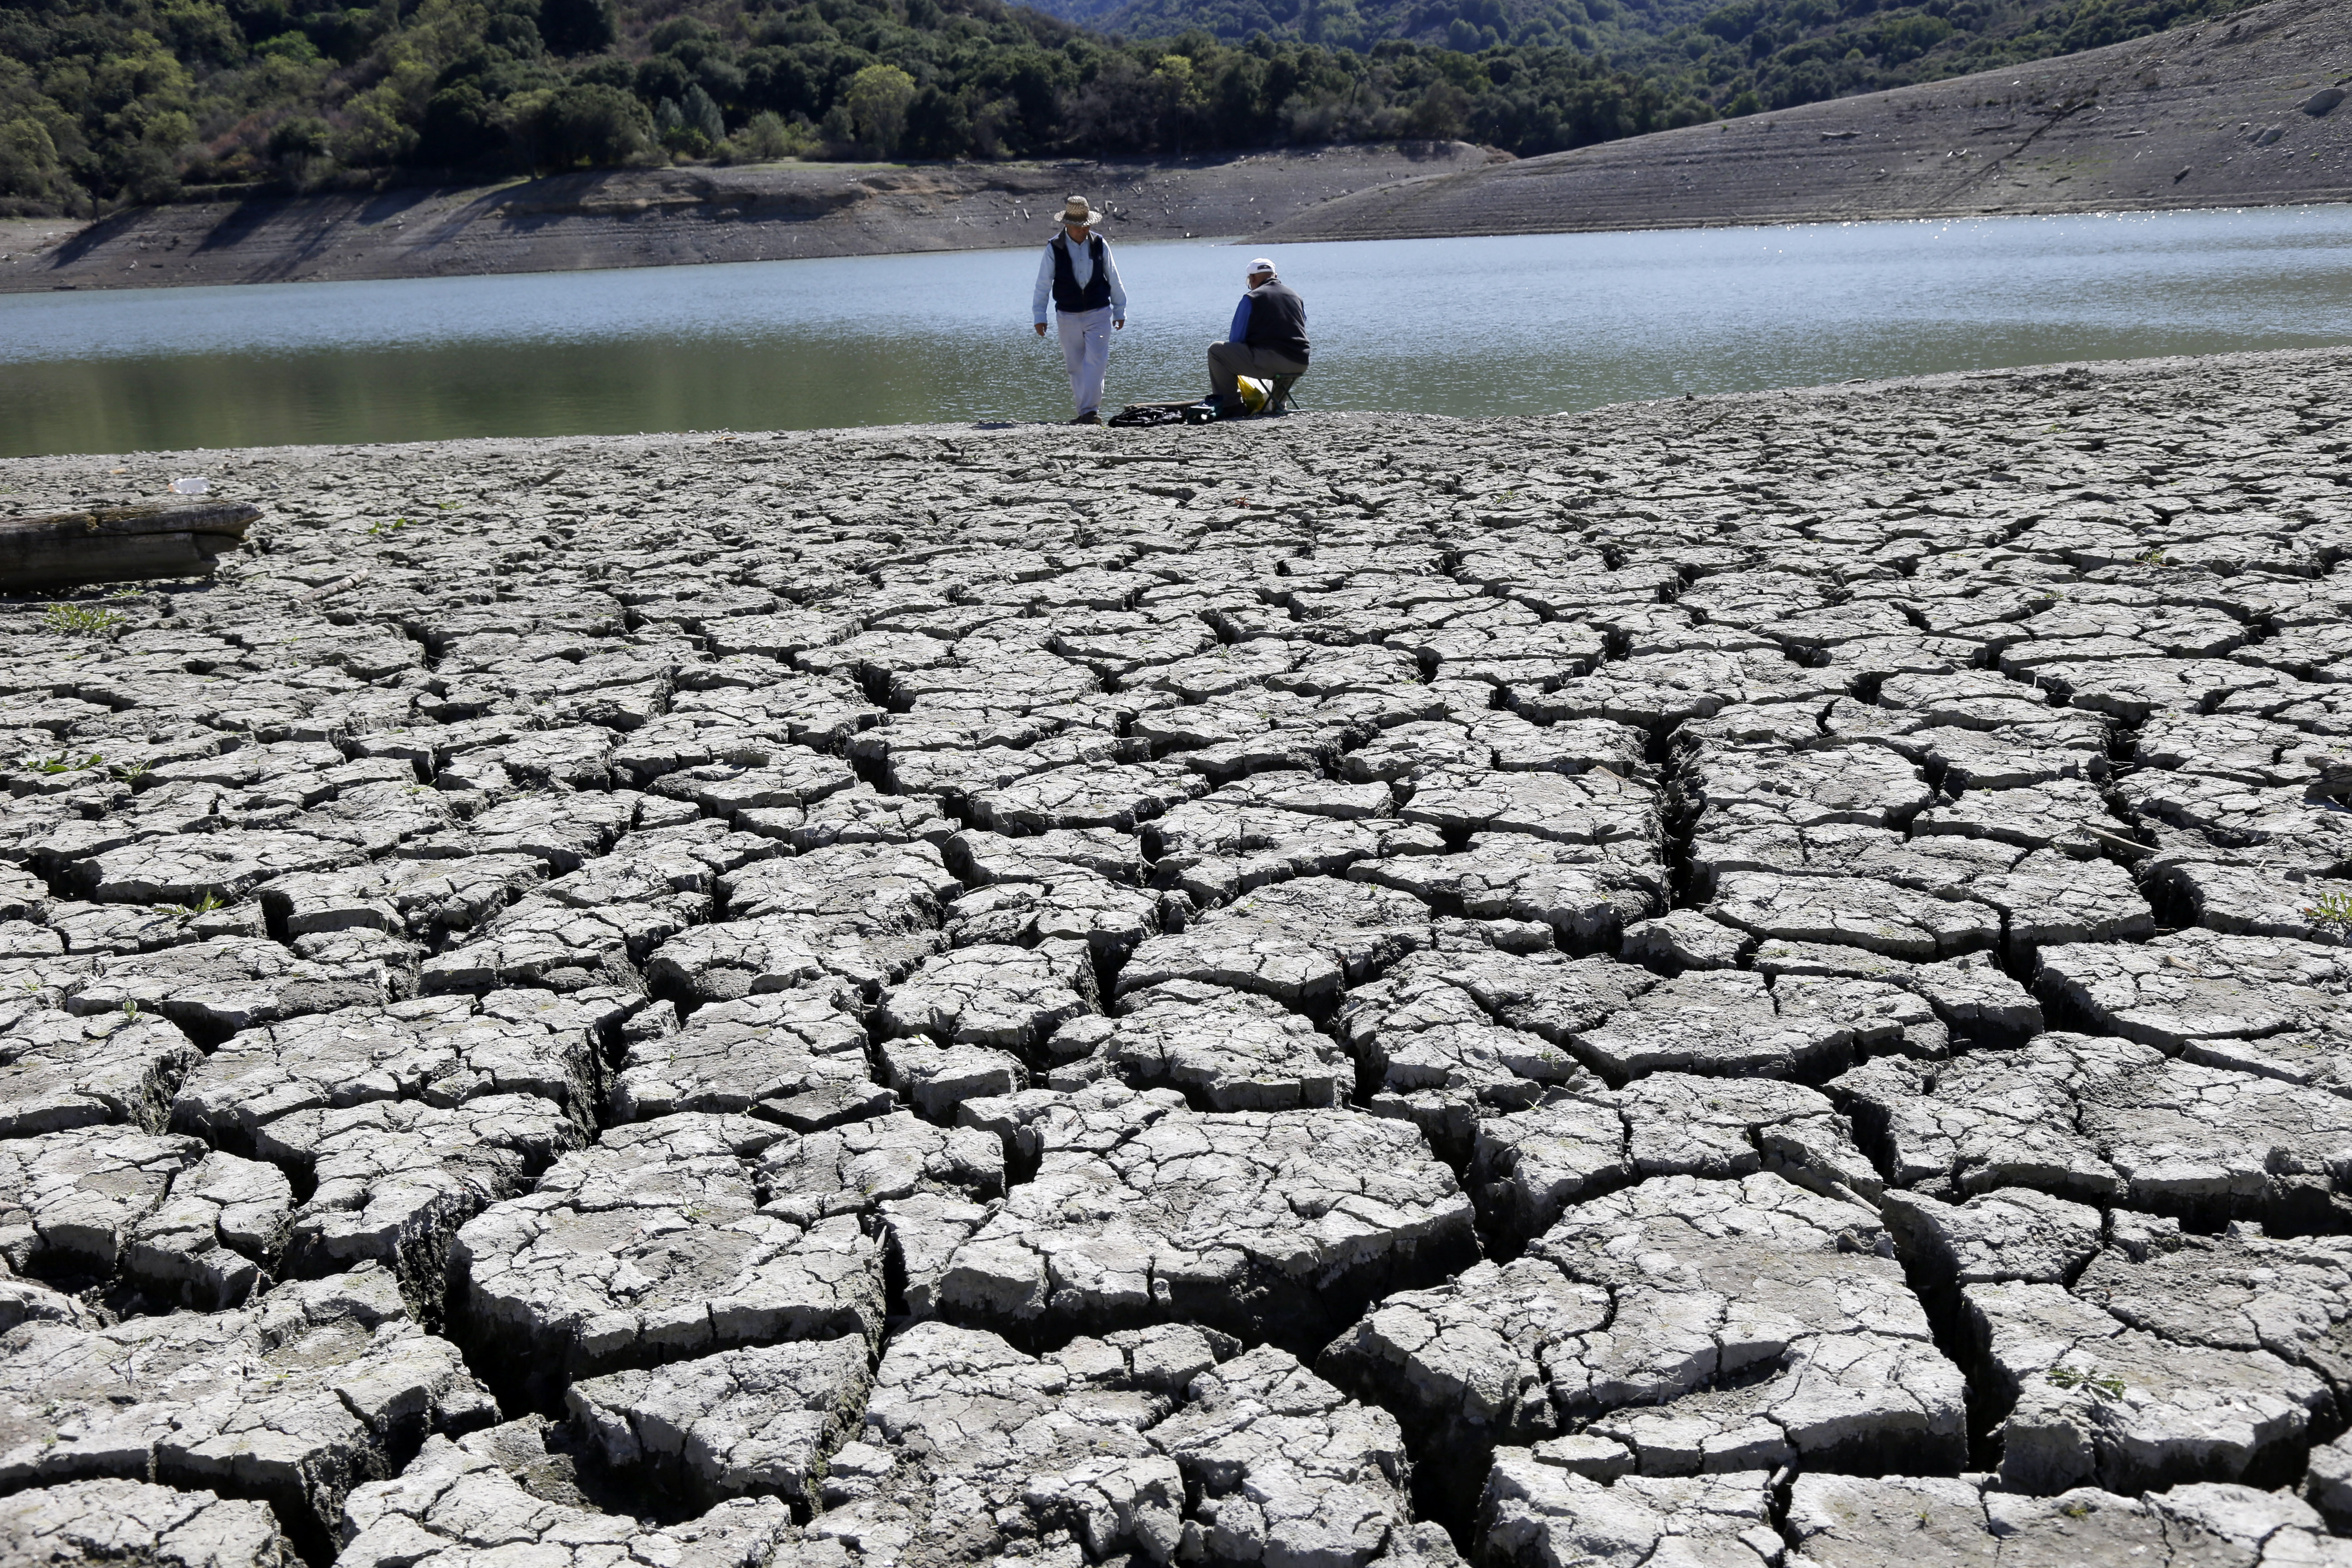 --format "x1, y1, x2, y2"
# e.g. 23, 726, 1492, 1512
1033, 234, 1127, 325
